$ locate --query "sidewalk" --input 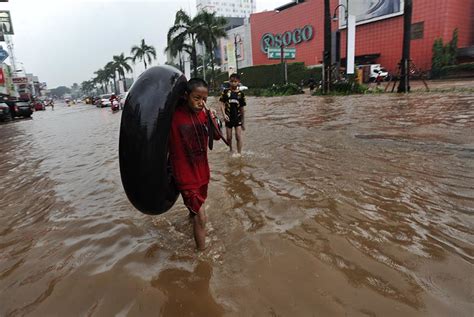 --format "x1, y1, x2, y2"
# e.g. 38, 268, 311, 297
383, 77, 474, 92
